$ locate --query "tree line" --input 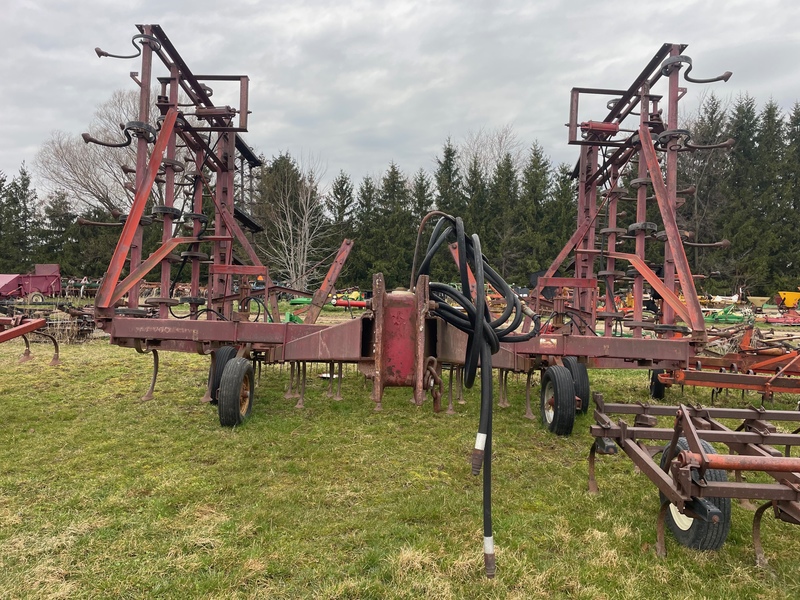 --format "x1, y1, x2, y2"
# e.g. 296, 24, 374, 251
675, 94, 800, 296
2, 90, 799, 300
